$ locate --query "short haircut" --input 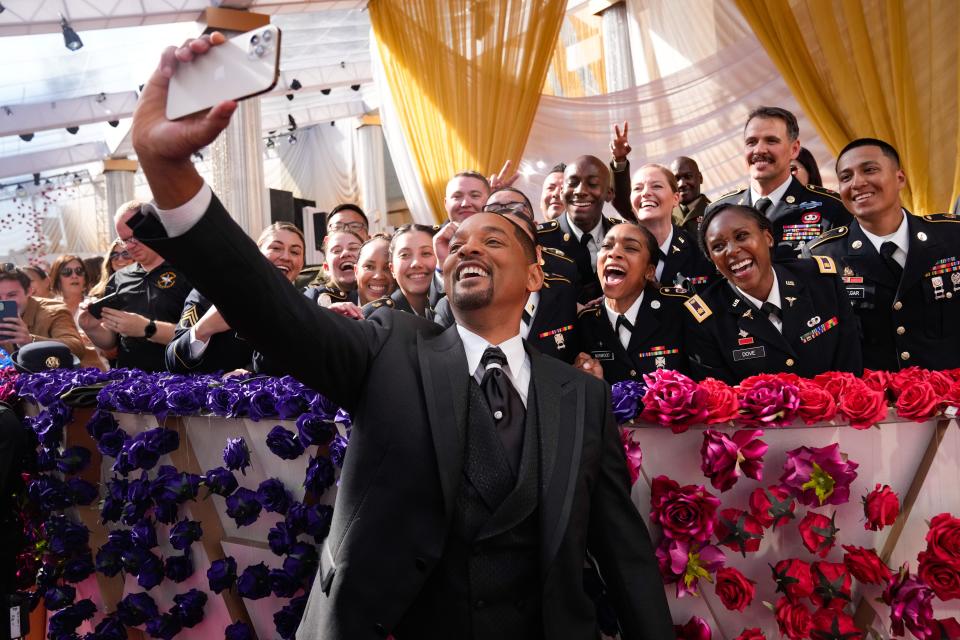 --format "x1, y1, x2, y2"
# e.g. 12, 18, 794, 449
49, 254, 88, 294
22, 265, 48, 280
114, 199, 143, 224
837, 137, 901, 170
0, 263, 31, 292
450, 171, 491, 191
322, 229, 364, 253
389, 223, 438, 259
698, 203, 773, 257
489, 186, 535, 218
745, 106, 799, 141
794, 147, 823, 187
497, 212, 539, 263
637, 163, 679, 193
606, 221, 662, 265
329, 203, 369, 226
257, 221, 305, 249
549, 162, 566, 174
